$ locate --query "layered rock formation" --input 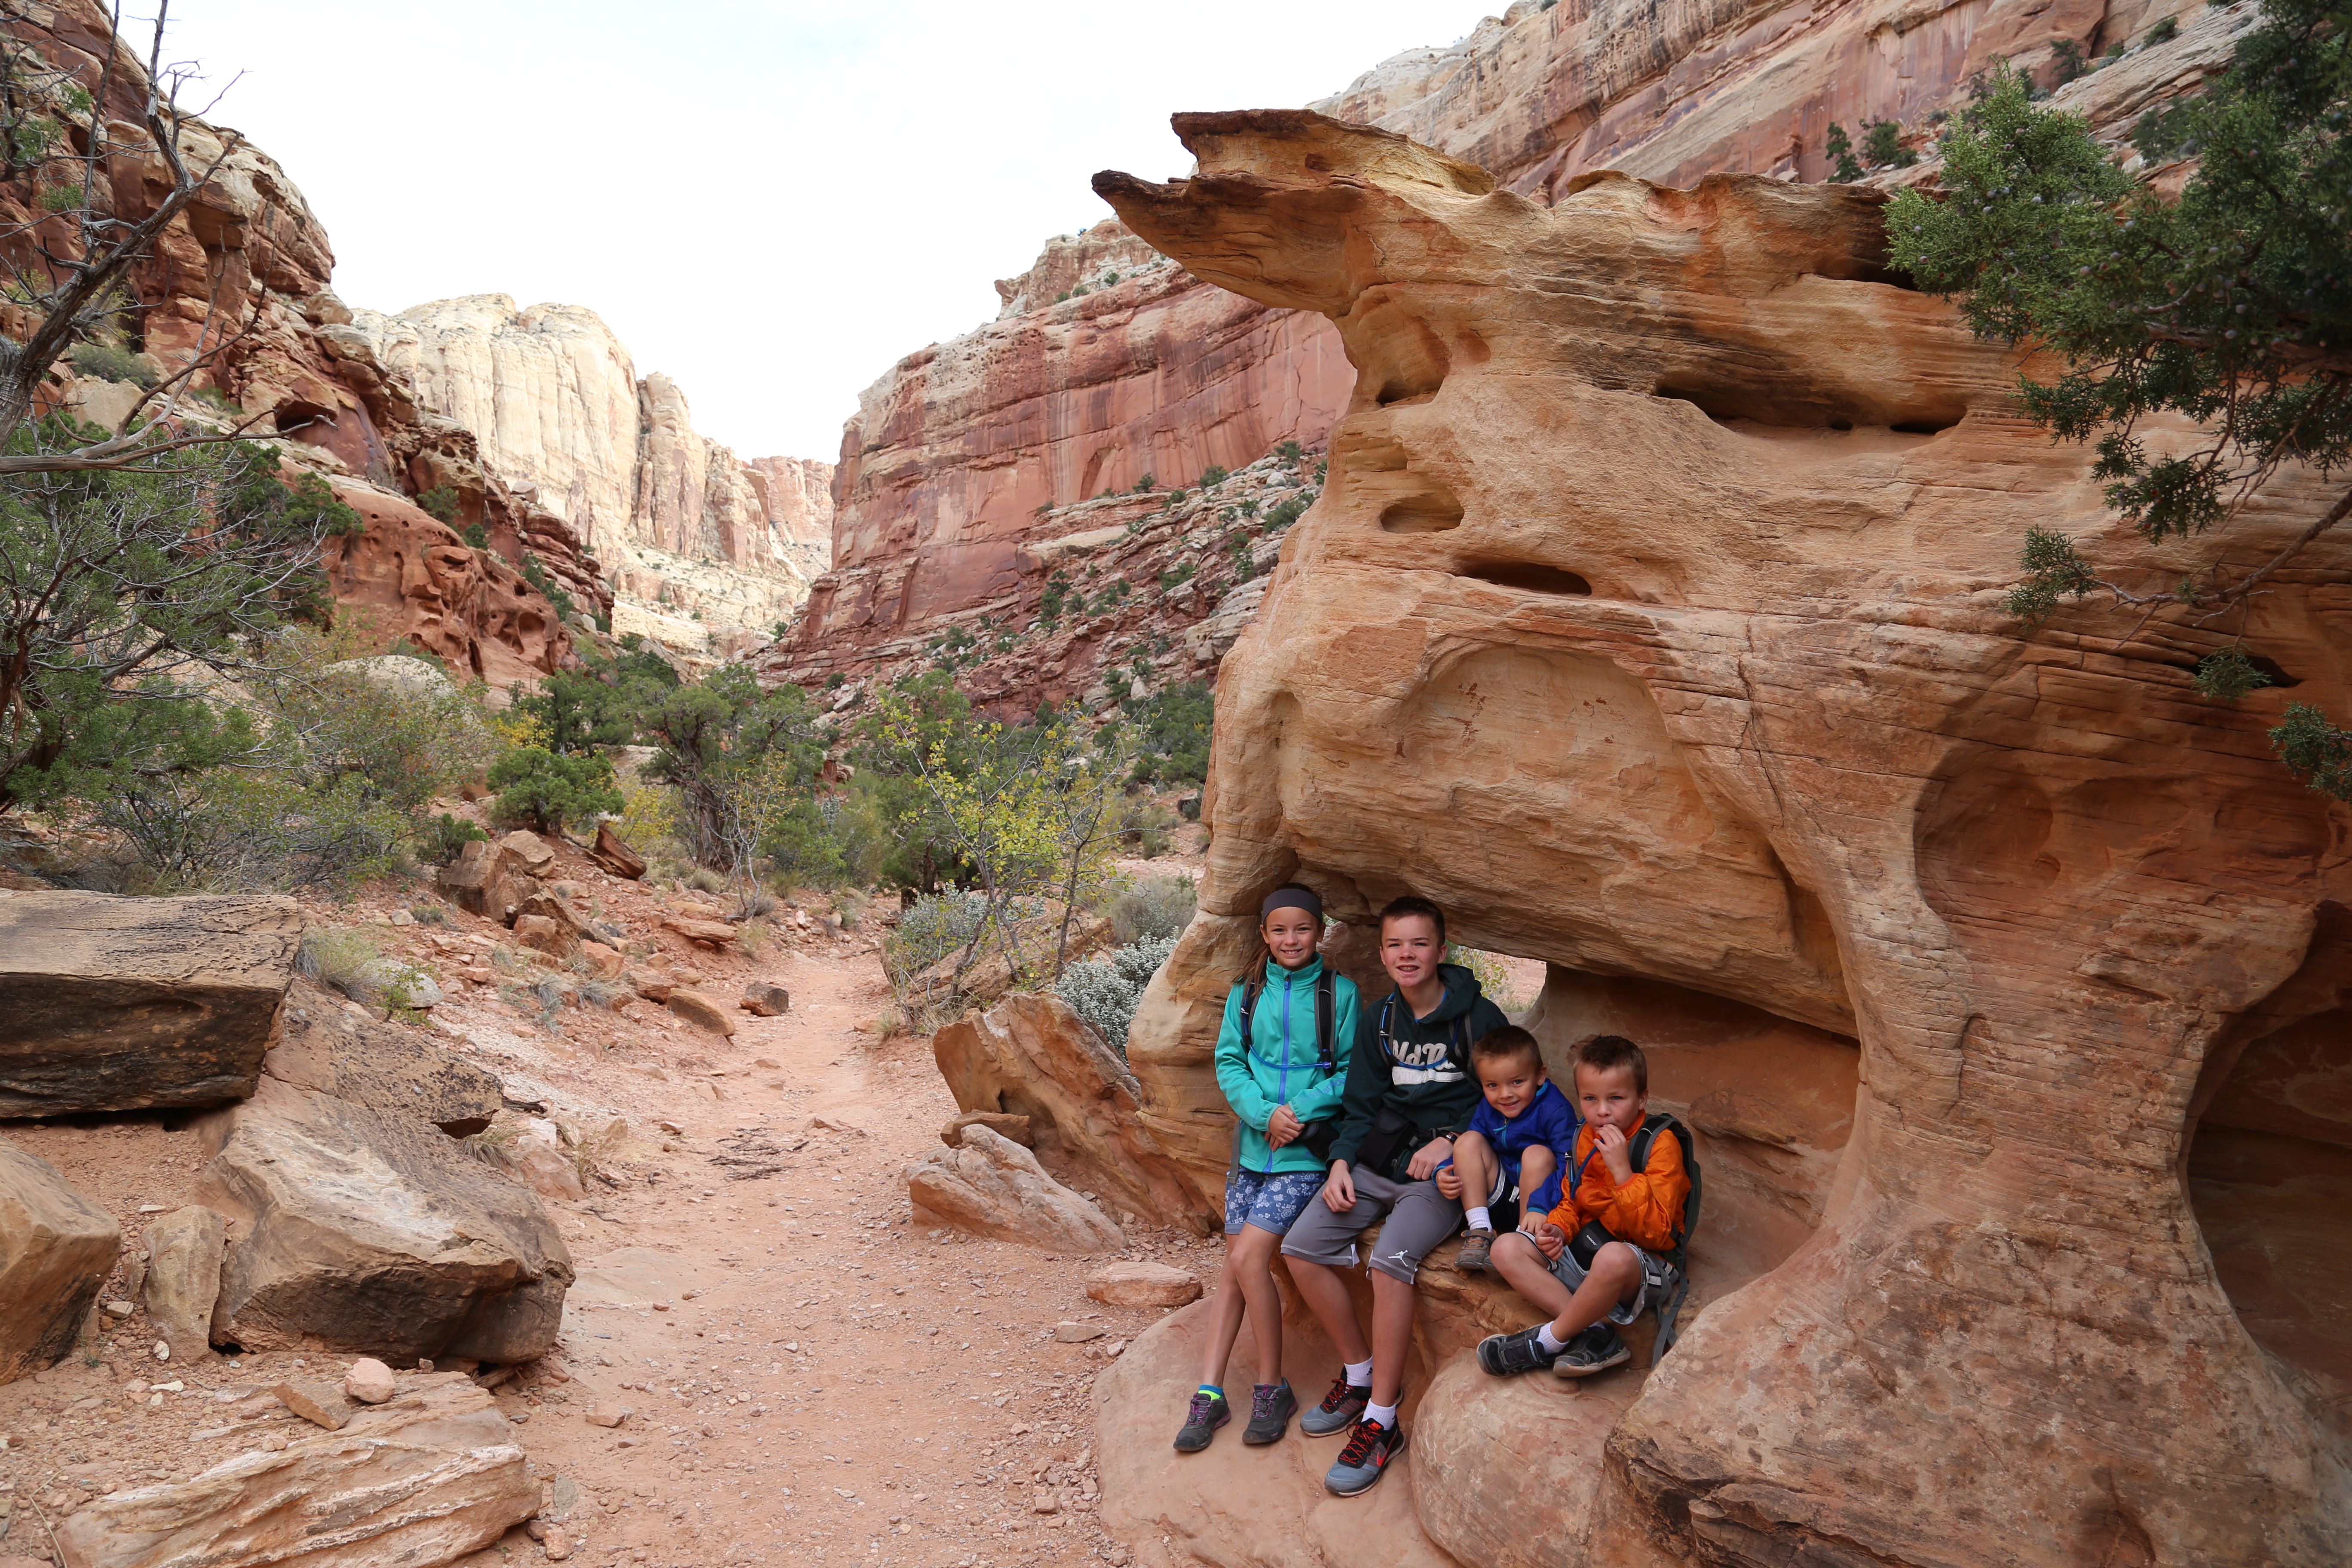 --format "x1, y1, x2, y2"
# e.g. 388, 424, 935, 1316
352, 295, 833, 648
0, 2, 600, 674
1102, 110, 2351, 1568
764, 224, 1353, 696
768, 0, 2235, 711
